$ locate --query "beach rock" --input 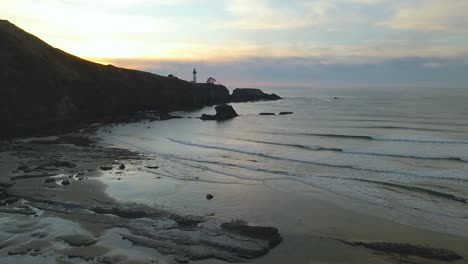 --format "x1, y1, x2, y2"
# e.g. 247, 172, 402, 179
5, 197, 19, 204
279, 112, 293, 115
92, 206, 148, 218
100, 166, 113, 171
341, 240, 463, 261
119, 164, 126, 170
0, 207, 36, 215
59, 235, 97, 247
44, 178, 55, 183
8, 246, 29, 255
30, 248, 41, 256
62, 179, 71, 185
259, 113, 275, 115
201, 104, 238, 121
48, 161, 76, 168
174, 254, 190, 263
221, 222, 283, 247
206, 194, 214, 200
230, 88, 282, 102
0, 189, 6, 200
160, 113, 184, 121
0, 180, 14, 188
17, 165, 29, 171
174, 214, 206, 230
